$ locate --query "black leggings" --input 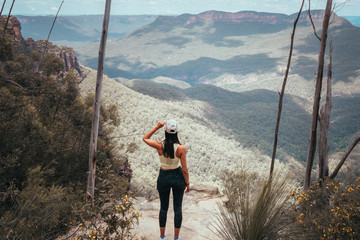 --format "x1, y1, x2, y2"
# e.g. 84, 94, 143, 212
157, 167, 186, 228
